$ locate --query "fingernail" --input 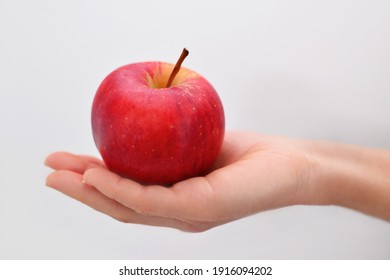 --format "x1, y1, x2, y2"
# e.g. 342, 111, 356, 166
45, 175, 53, 188
44, 157, 50, 167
